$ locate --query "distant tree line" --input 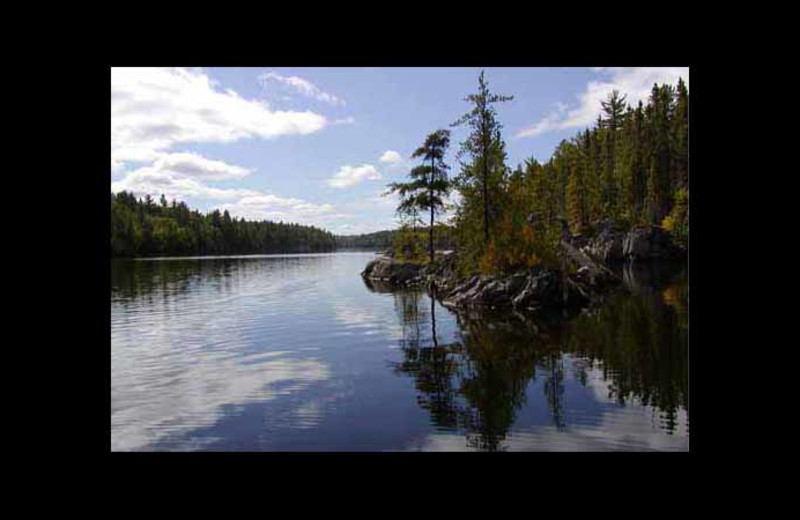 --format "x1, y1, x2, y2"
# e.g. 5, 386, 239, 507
334, 226, 456, 253
111, 191, 336, 257
334, 230, 397, 249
